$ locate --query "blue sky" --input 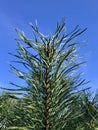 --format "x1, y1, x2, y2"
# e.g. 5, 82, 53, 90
0, 0, 98, 94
